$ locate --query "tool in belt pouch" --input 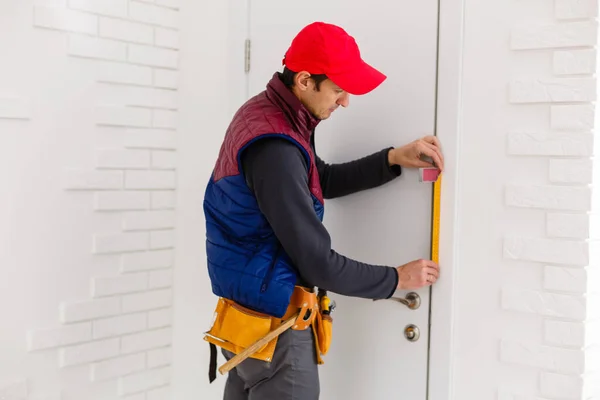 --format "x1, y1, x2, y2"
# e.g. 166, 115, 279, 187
204, 286, 334, 382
